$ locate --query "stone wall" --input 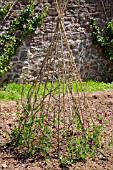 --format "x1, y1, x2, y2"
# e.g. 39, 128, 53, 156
1, 0, 113, 84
